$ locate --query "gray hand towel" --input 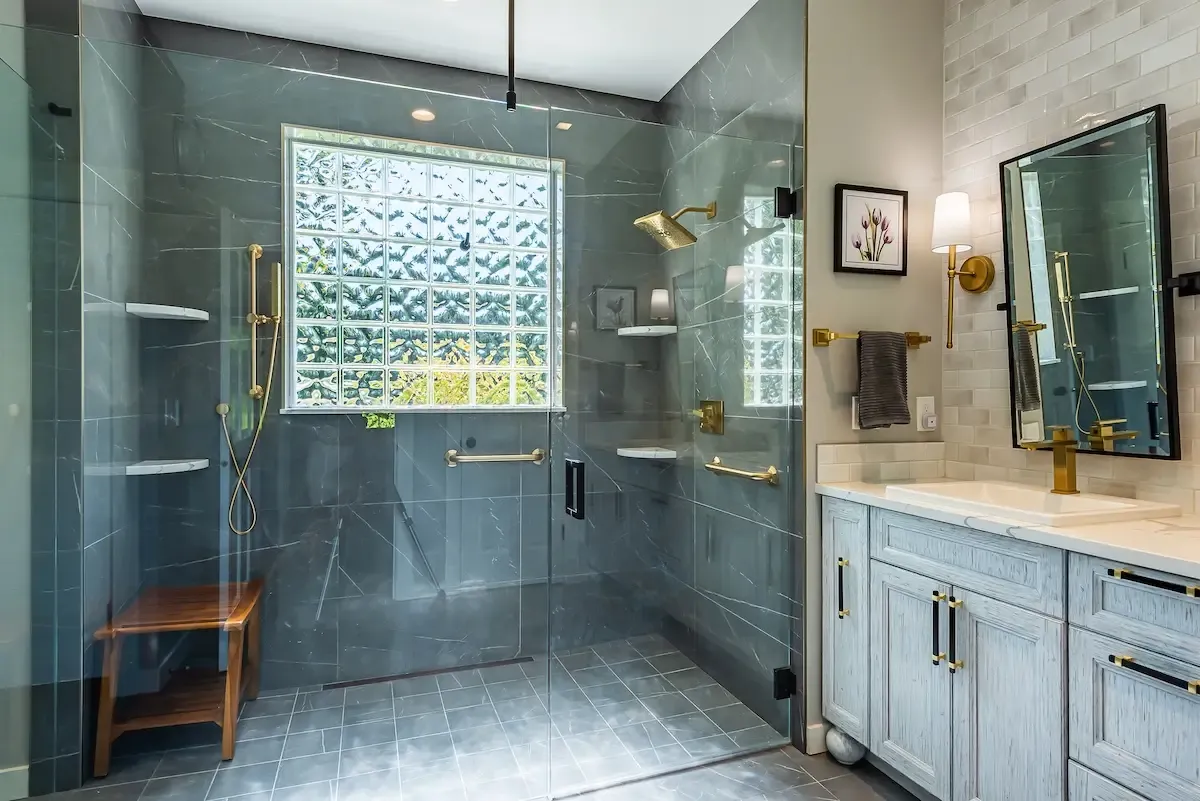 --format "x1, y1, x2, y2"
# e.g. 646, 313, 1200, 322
1012, 323, 1042, 412
857, 331, 910, 429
